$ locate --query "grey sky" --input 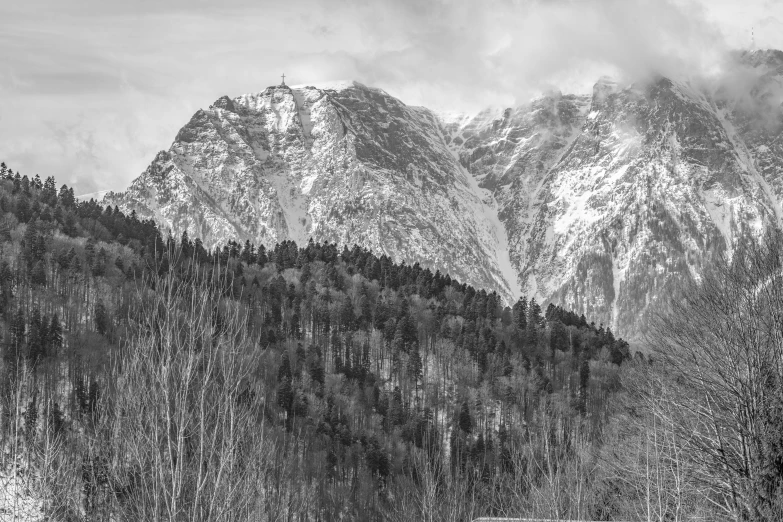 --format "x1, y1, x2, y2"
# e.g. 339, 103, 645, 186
0, 0, 781, 195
